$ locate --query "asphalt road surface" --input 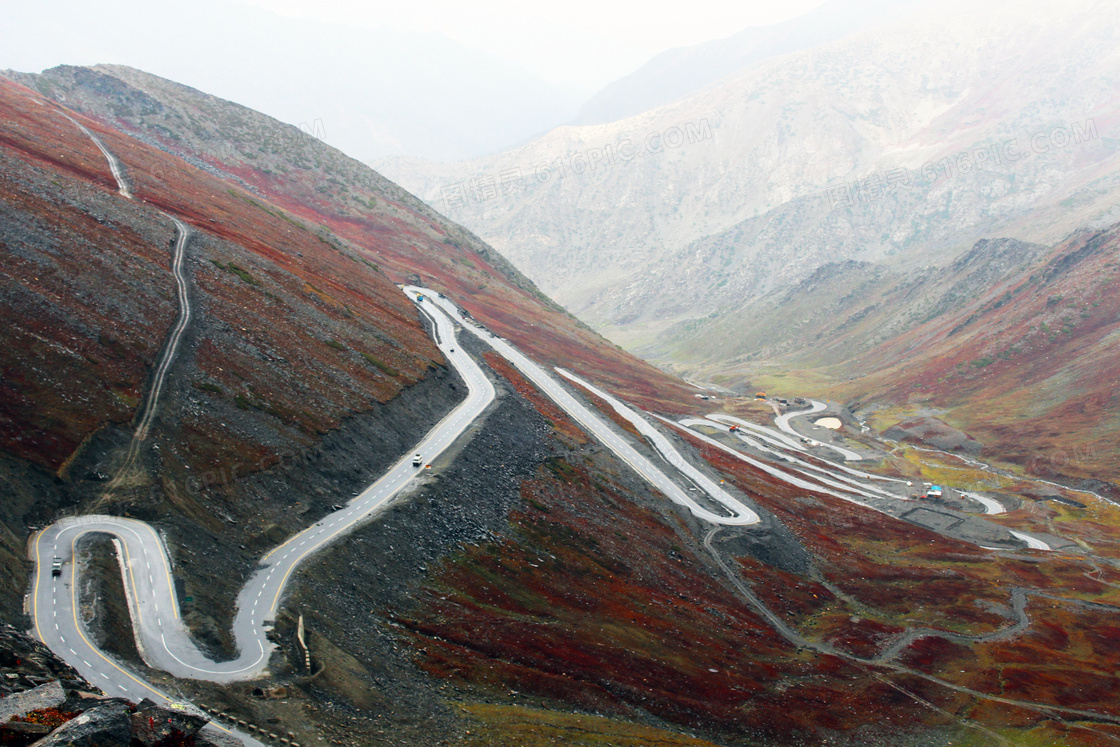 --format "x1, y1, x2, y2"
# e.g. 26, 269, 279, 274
416, 288, 760, 526
773, 400, 863, 461
961, 491, 1007, 515
556, 369, 760, 525
677, 417, 904, 502
28, 287, 495, 744
662, 414, 1052, 551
